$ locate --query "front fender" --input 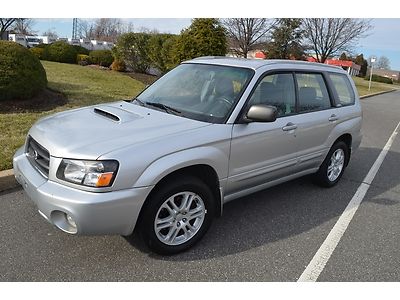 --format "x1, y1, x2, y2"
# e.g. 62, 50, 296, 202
133, 146, 229, 188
